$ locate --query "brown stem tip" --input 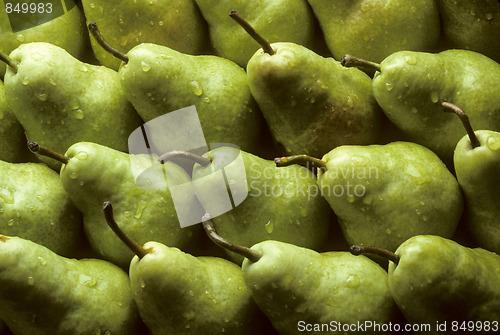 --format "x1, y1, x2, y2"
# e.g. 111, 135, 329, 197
88, 22, 129, 63
202, 213, 261, 263
341, 54, 381, 72
27, 141, 70, 165
158, 150, 211, 167
103, 201, 150, 259
350, 245, 400, 265
229, 10, 275, 56
274, 155, 327, 172
442, 102, 480, 149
